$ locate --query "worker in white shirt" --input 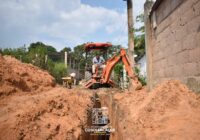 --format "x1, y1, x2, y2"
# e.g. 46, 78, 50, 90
92, 54, 106, 74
